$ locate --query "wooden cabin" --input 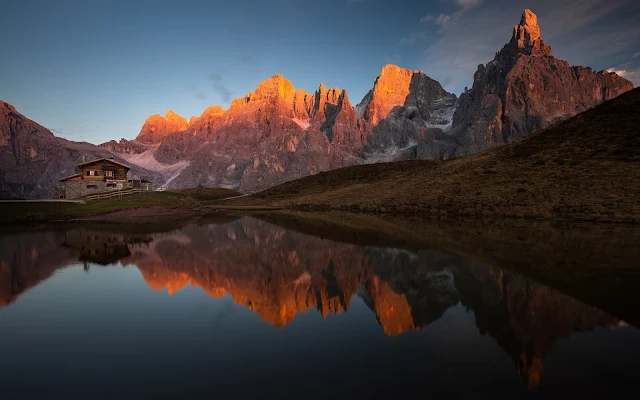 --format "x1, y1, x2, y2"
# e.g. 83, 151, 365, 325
58, 158, 132, 199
